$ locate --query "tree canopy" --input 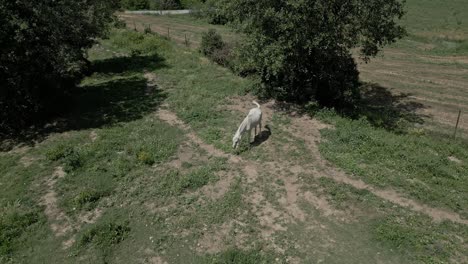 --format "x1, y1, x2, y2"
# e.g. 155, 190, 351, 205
220, 0, 406, 106
0, 0, 118, 132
